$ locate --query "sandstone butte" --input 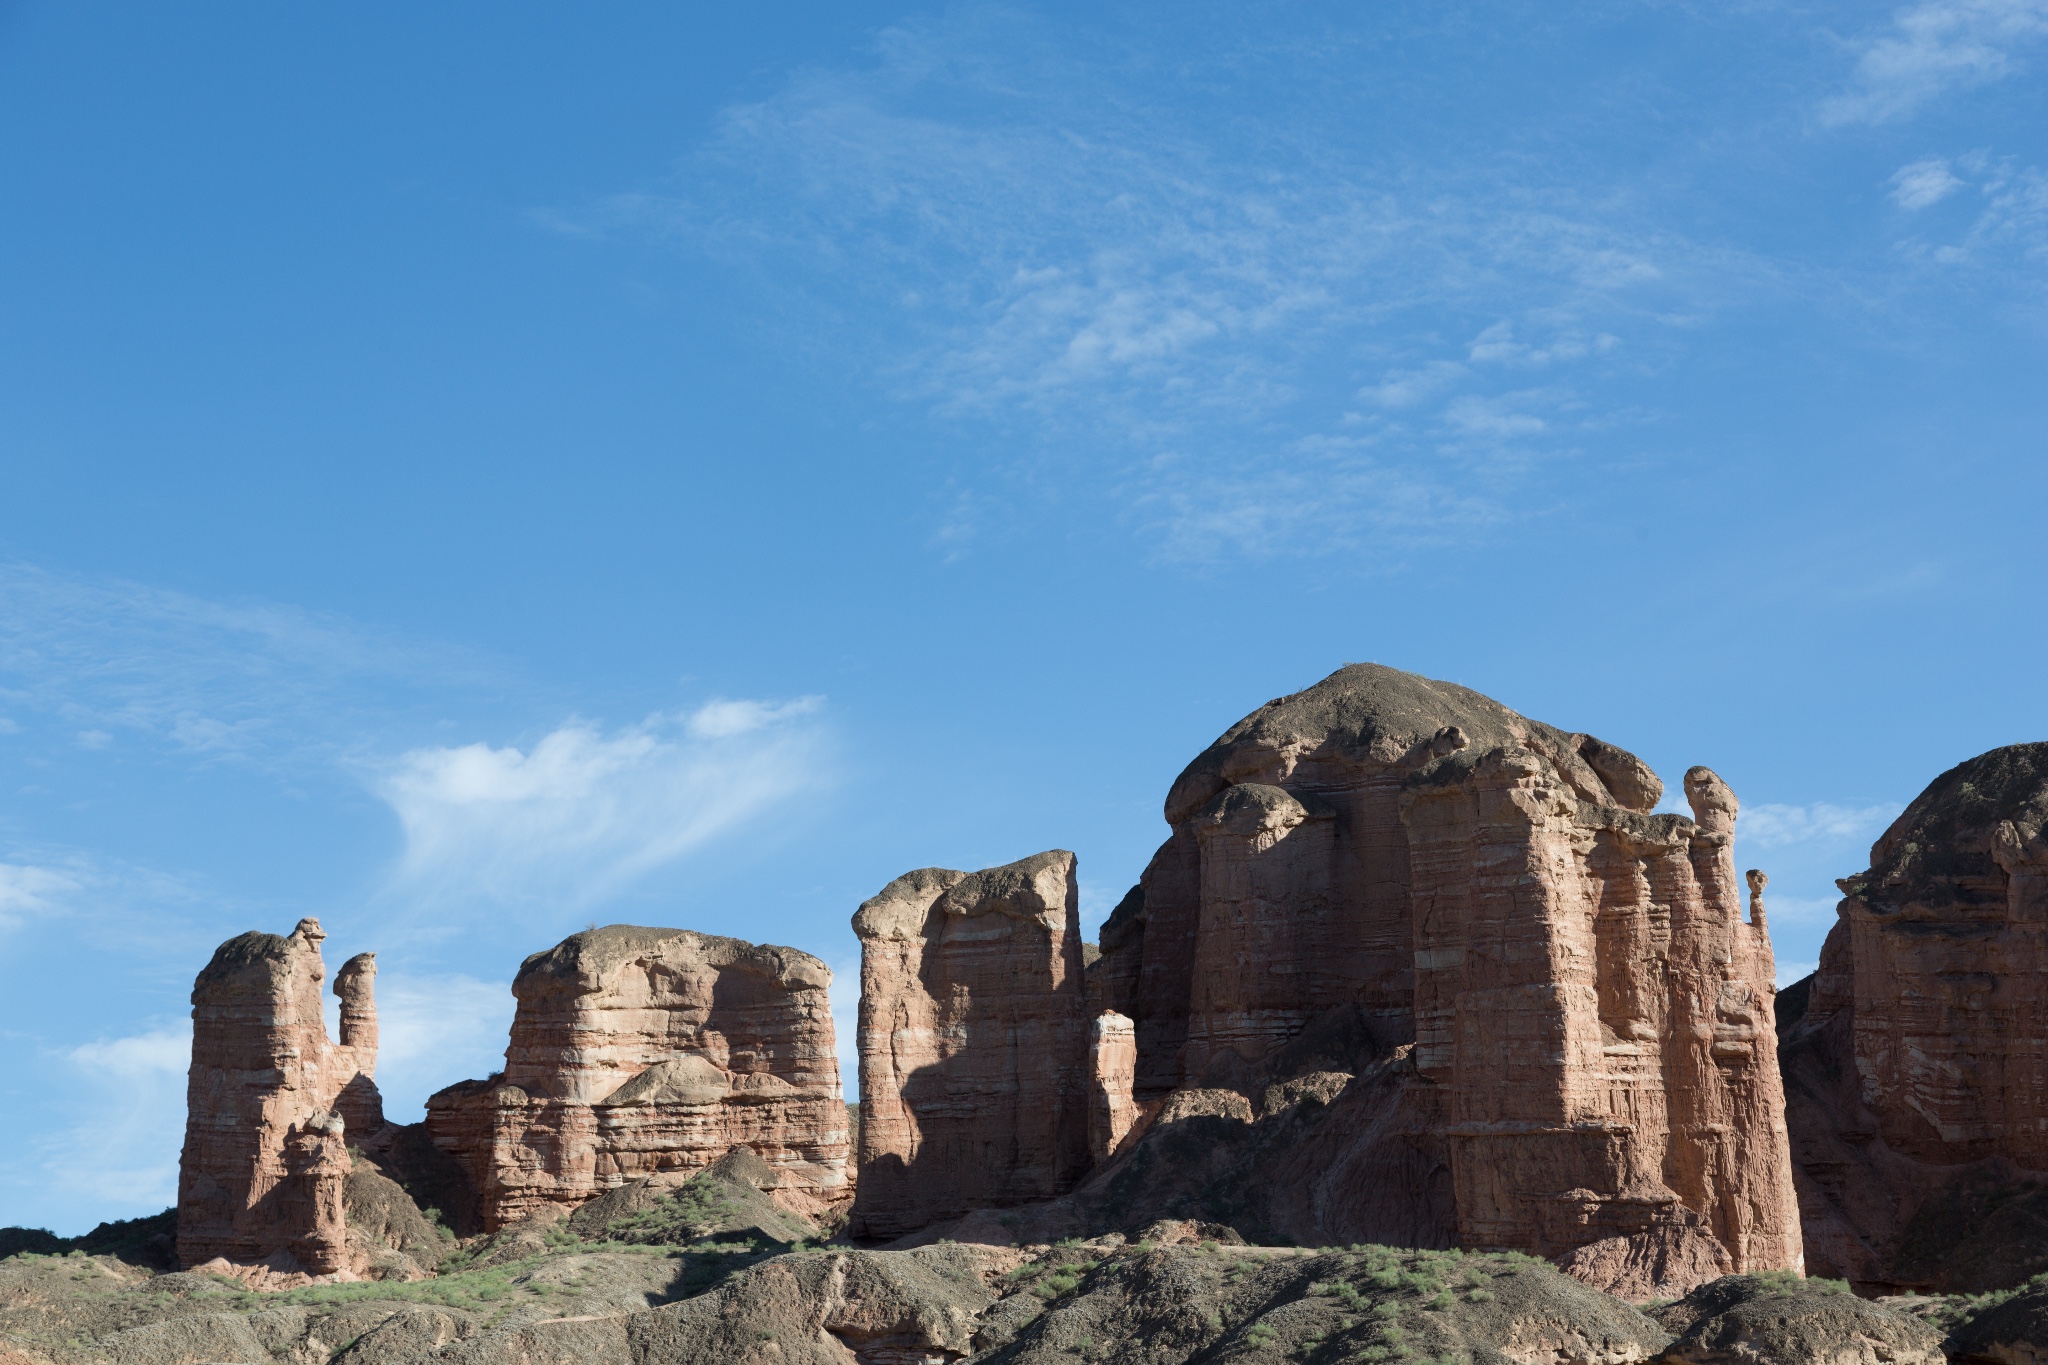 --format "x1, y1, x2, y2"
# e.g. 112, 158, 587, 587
855, 664, 1804, 1299
1780, 740, 2048, 1293
425, 925, 851, 1231
849, 851, 1093, 1239
176, 917, 380, 1275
